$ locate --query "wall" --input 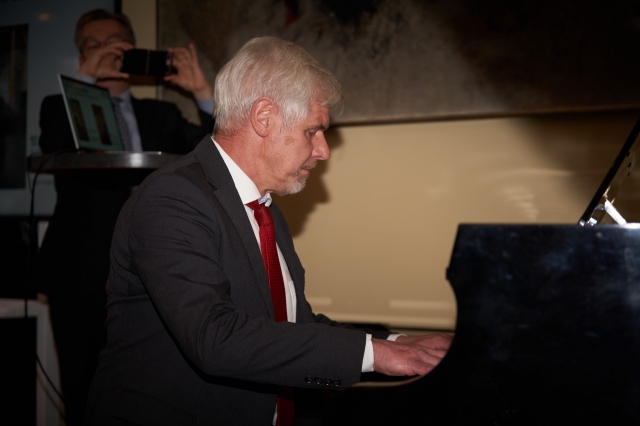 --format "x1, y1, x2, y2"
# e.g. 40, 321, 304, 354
275, 111, 640, 329
122, 0, 157, 100
124, 0, 640, 330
